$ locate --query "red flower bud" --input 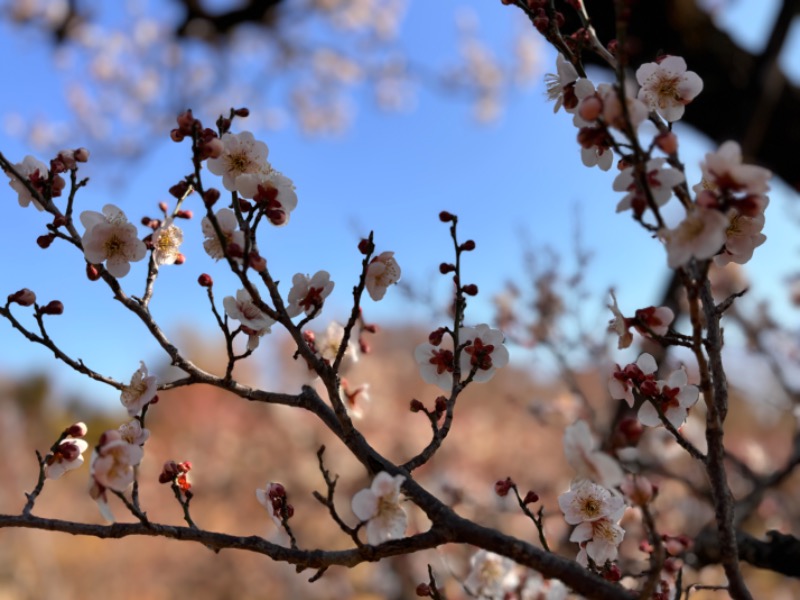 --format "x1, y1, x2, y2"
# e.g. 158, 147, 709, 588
234, 107, 250, 117
41, 300, 64, 315
494, 477, 514, 497
37, 233, 55, 248
203, 188, 220, 207
462, 284, 478, 296
438, 211, 455, 222
523, 490, 539, 504
8, 288, 36, 306
66, 422, 88, 438
415, 583, 431, 597
358, 238, 372, 255
86, 264, 101, 281
459, 239, 476, 251
439, 263, 455, 274
198, 273, 213, 287
409, 399, 424, 412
